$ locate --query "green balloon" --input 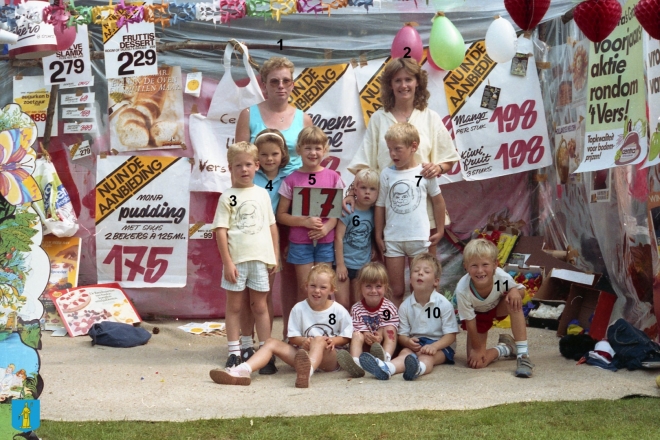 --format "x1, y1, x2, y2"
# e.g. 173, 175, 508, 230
429, 14, 465, 71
